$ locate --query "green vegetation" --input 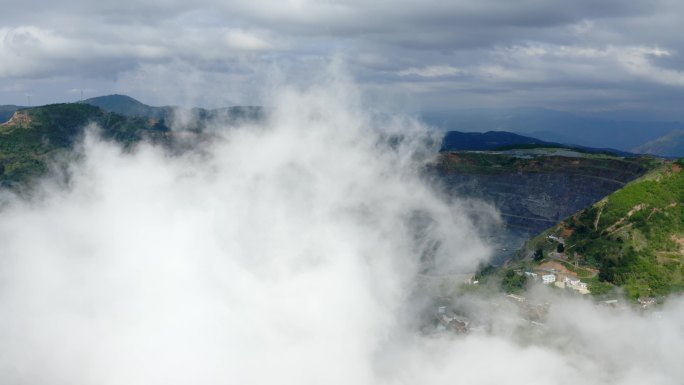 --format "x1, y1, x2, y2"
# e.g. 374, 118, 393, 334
468, 264, 529, 295
501, 269, 528, 294
493, 143, 621, 157
0, 103, 171, 189
436, 151, 658, 177
523, 161, 684, 299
